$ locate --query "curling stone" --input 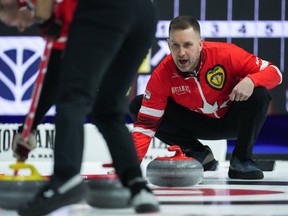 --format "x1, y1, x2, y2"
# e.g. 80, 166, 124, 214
0, 162, 48, 210
146, 145, 204, 187
84, 173, 130, 208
